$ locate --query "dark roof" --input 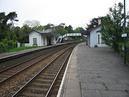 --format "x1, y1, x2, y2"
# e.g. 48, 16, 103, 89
32, 29, 54, 36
